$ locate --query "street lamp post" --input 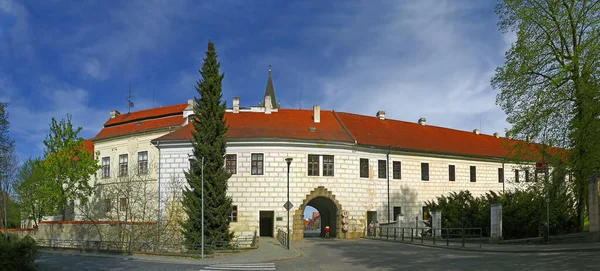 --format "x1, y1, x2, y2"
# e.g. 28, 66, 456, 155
285, 158, 293, 250
189, 156, 205, 258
